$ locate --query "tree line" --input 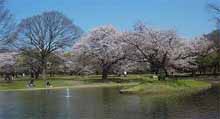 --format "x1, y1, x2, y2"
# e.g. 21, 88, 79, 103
0, 0, 220, 80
